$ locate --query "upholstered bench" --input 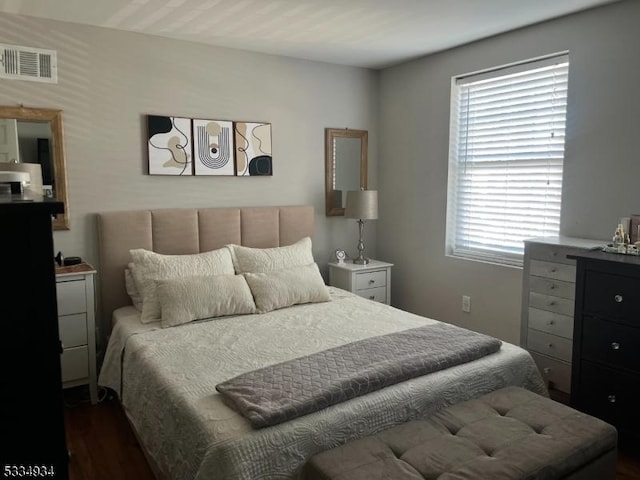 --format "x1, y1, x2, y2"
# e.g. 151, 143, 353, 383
303, 386, 617, 480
